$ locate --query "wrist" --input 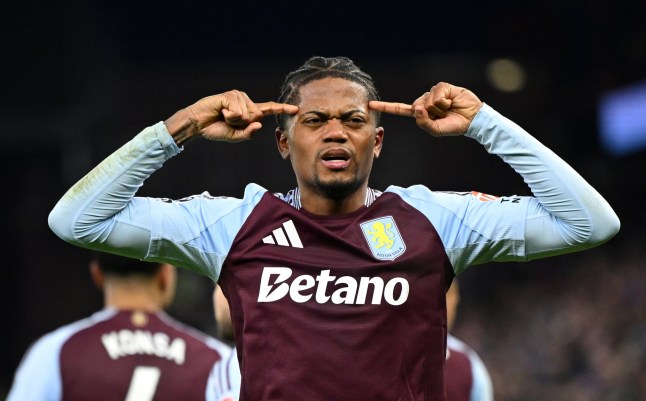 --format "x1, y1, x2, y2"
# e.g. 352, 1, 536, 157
164, 108, 201, 146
